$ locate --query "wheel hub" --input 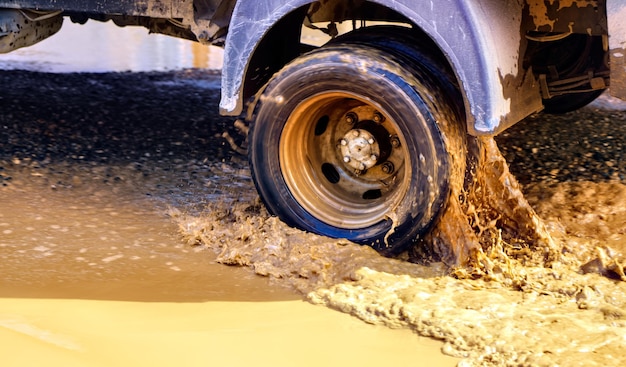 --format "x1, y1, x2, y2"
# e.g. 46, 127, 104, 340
339, 129, 380, 171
